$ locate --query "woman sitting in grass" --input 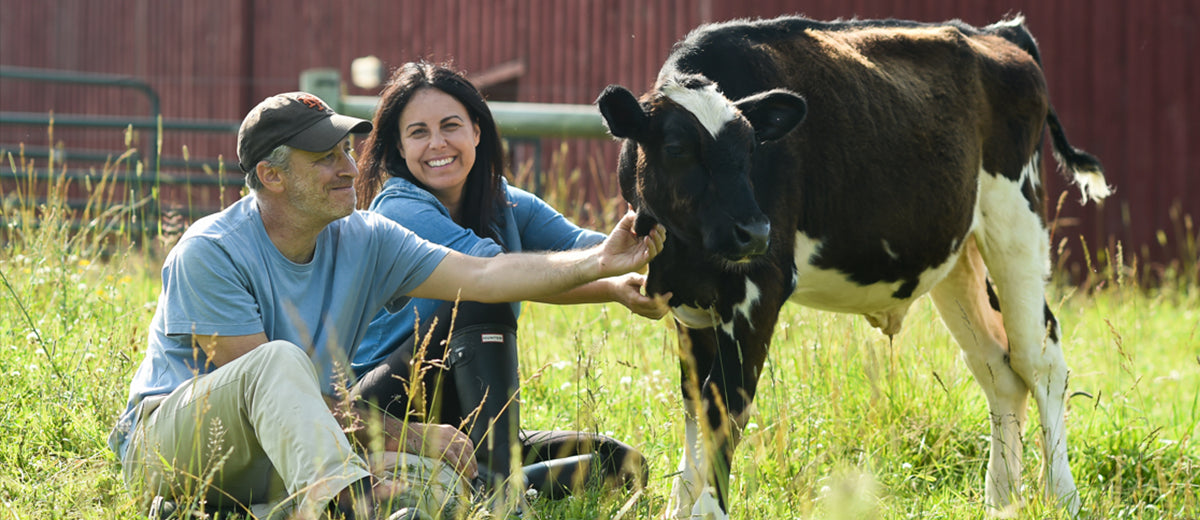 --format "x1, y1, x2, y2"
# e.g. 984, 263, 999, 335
352, 61, 670, 513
